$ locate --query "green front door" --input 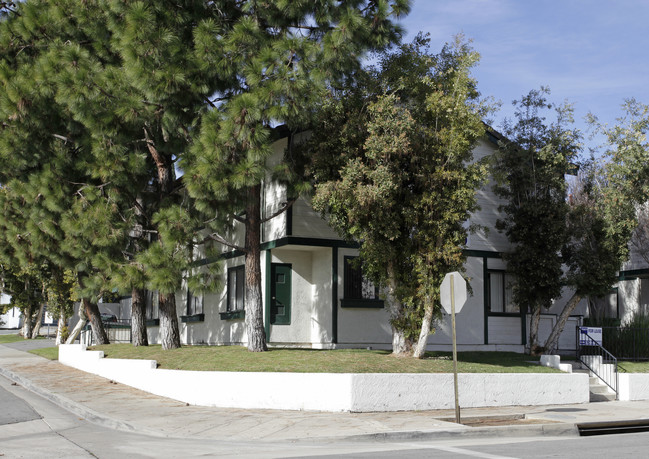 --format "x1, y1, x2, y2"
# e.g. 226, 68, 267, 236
270, 263, 291, 325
